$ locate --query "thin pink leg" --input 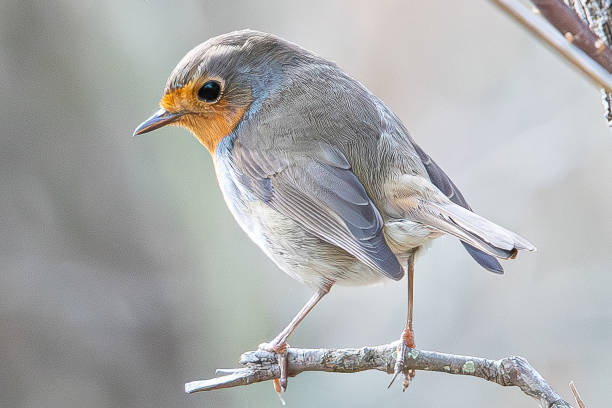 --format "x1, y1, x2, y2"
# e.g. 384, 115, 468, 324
389, 253, 416, 390
260, 282, 333, 392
